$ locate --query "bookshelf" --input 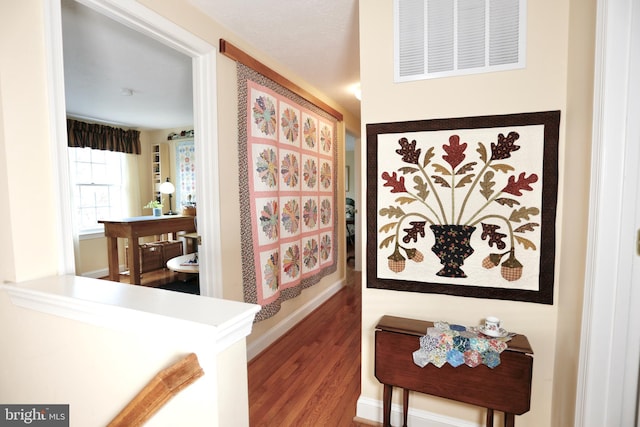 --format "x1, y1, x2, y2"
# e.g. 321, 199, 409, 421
151, 143, 168, 203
